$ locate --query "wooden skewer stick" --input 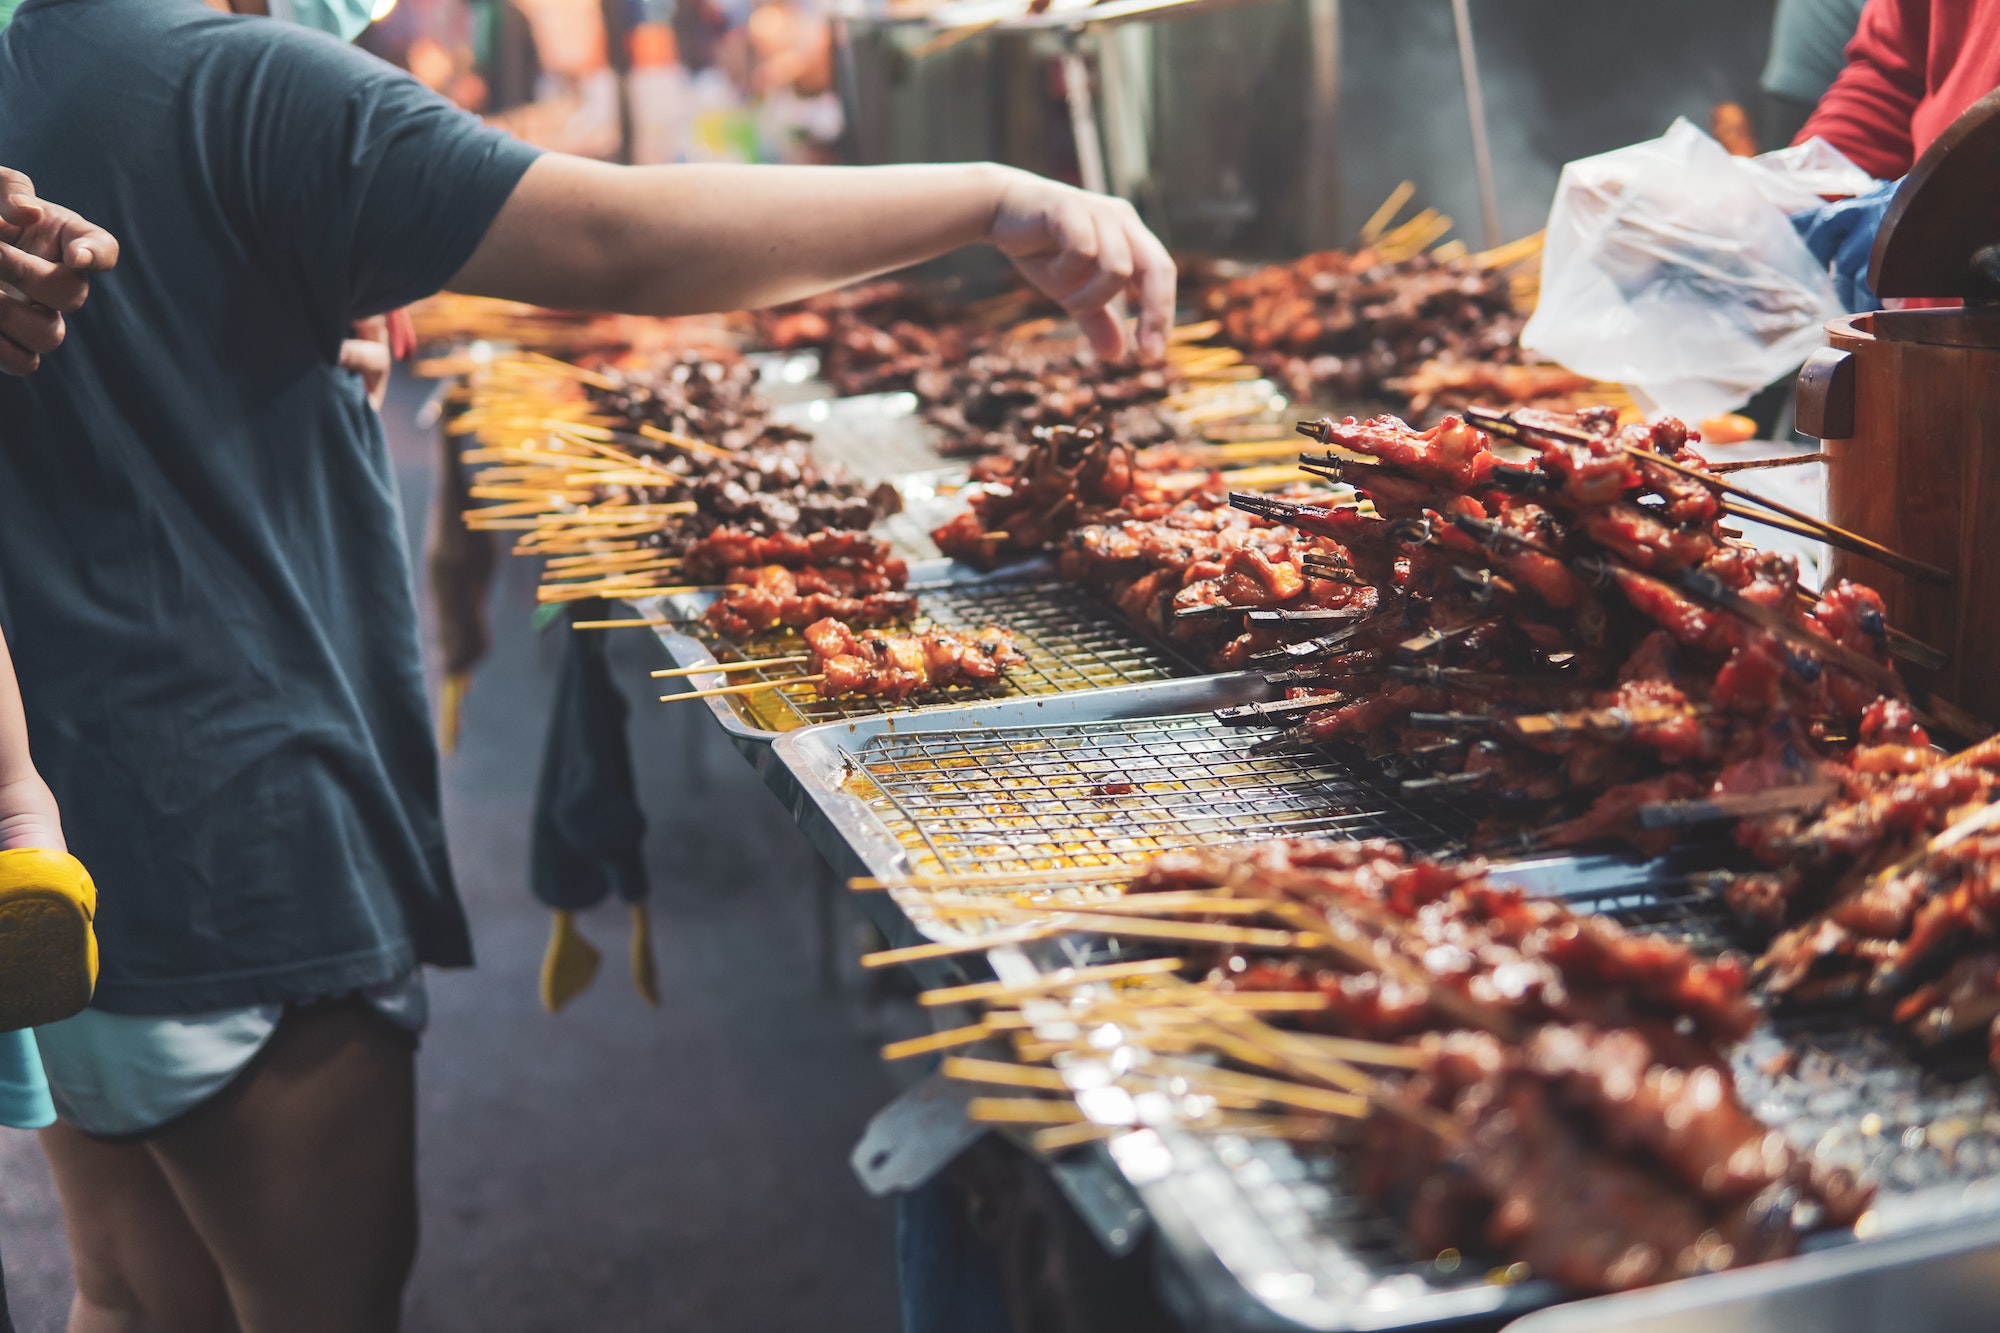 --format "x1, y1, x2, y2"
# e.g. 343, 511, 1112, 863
880, 1022, 997, 1063
536, 583, 718, 604
1032, 1122, 1124, 1153
919, 956, 1184, 1008
649, 655, 809, 680
637, 422, 736, 460
859, 928, 1061, 970
572, 617, 668, 631
849, 865, 1143, 892
1359, 180, 1416, 247
1704, 452, 1827, 474
657, 674, 825, 705
519, 351, 619, 390
965, 1098, 1086, 1126
1169, 320, 1222, 344
941, 1057, 1072, 1093
1623, 446, 1951, 586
